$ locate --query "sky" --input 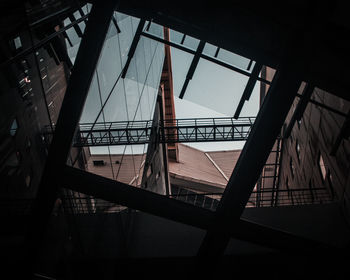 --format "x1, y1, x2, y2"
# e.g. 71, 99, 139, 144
170, 46, 260, 151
